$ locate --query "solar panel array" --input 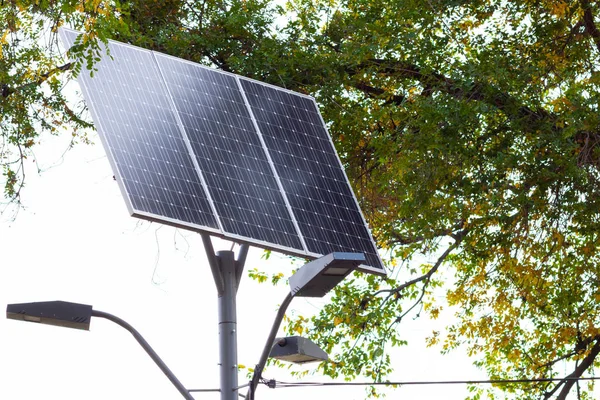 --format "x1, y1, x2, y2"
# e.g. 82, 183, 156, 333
60, 29, 385, 275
